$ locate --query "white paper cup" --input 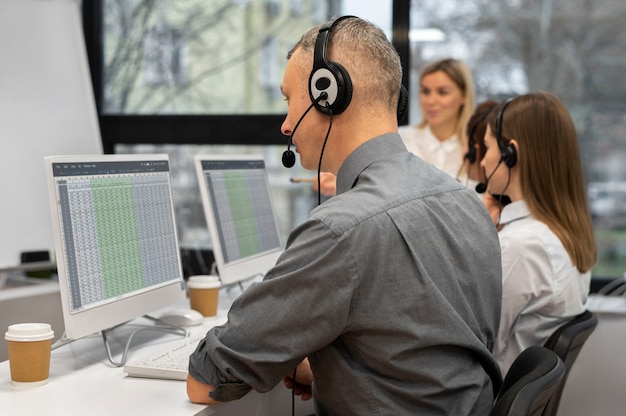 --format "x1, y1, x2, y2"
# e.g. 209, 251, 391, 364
187, 275, 221, 317
5, 323, 54, 387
